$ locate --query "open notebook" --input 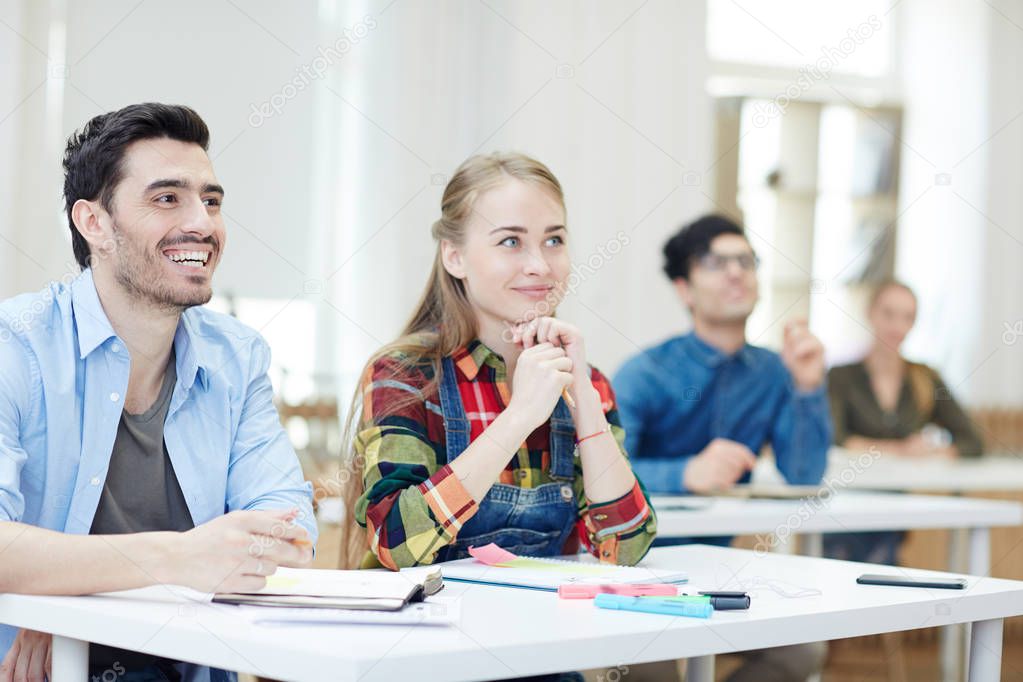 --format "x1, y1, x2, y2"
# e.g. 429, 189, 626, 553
439, 544, 687, 591
213, 566, 443, 611
712, 484, 829, 500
